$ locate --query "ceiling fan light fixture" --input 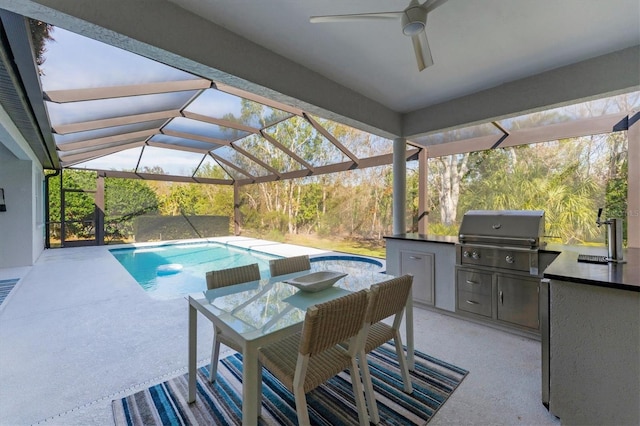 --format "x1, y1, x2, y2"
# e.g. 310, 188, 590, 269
401, 6, 426, 36
402, 21, 424, 36
310, 0, 447, 71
